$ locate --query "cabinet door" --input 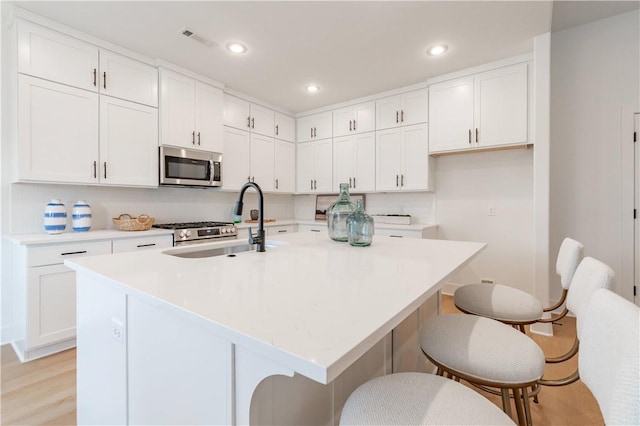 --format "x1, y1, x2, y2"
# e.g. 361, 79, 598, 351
313, 111, 333, 140
112, 235, 173, 253
160, 69, 196, 149
376, 94, 402, 131
274, 113, 295, 143
222, 127, 251, 190
195, 82, 224, 153
296, 115, 315, 143
353, 102, 376, 134
313, 138, 333, 192
99, 50, 158, 107
223, 94, 251, 131
250, 104, 275, 137
274, 140, 295, 193
17, 20, 99, 92
376, 128, 402, 191
18, 75, 99, 184
333, 135, 355, 192
27, 264, 77, 349
333, 106, 354, 138
401, 124, 429, 191
353, 132, 376, 192
400, 89, 428, 126
475, 63, 528, 148
250, 134, 275, 191
99, 96, 158, 187
429, 77, 474, 153
296, 142, 315, 193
